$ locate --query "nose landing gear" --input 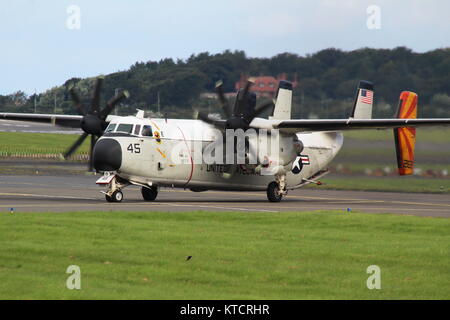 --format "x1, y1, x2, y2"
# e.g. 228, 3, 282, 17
106, 190, 123, 203
100, 174, 129, 203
